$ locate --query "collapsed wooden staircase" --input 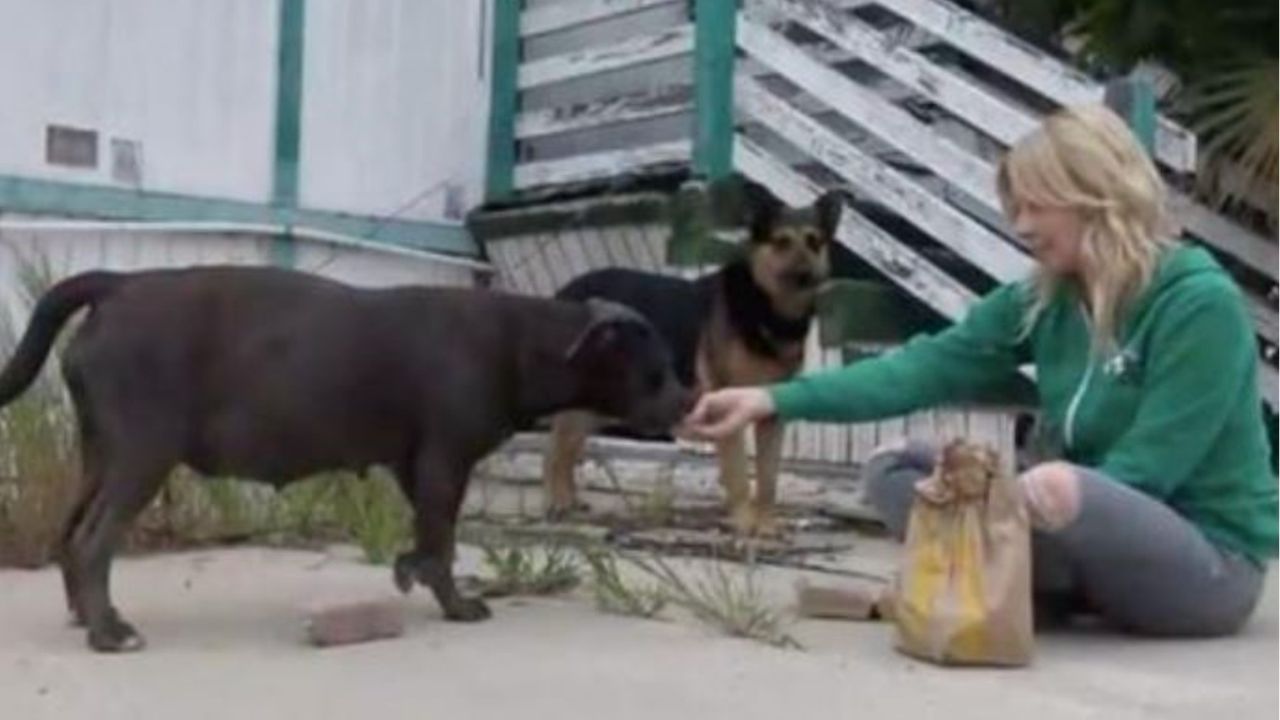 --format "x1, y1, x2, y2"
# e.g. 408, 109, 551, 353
473, 0, 1279, 466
